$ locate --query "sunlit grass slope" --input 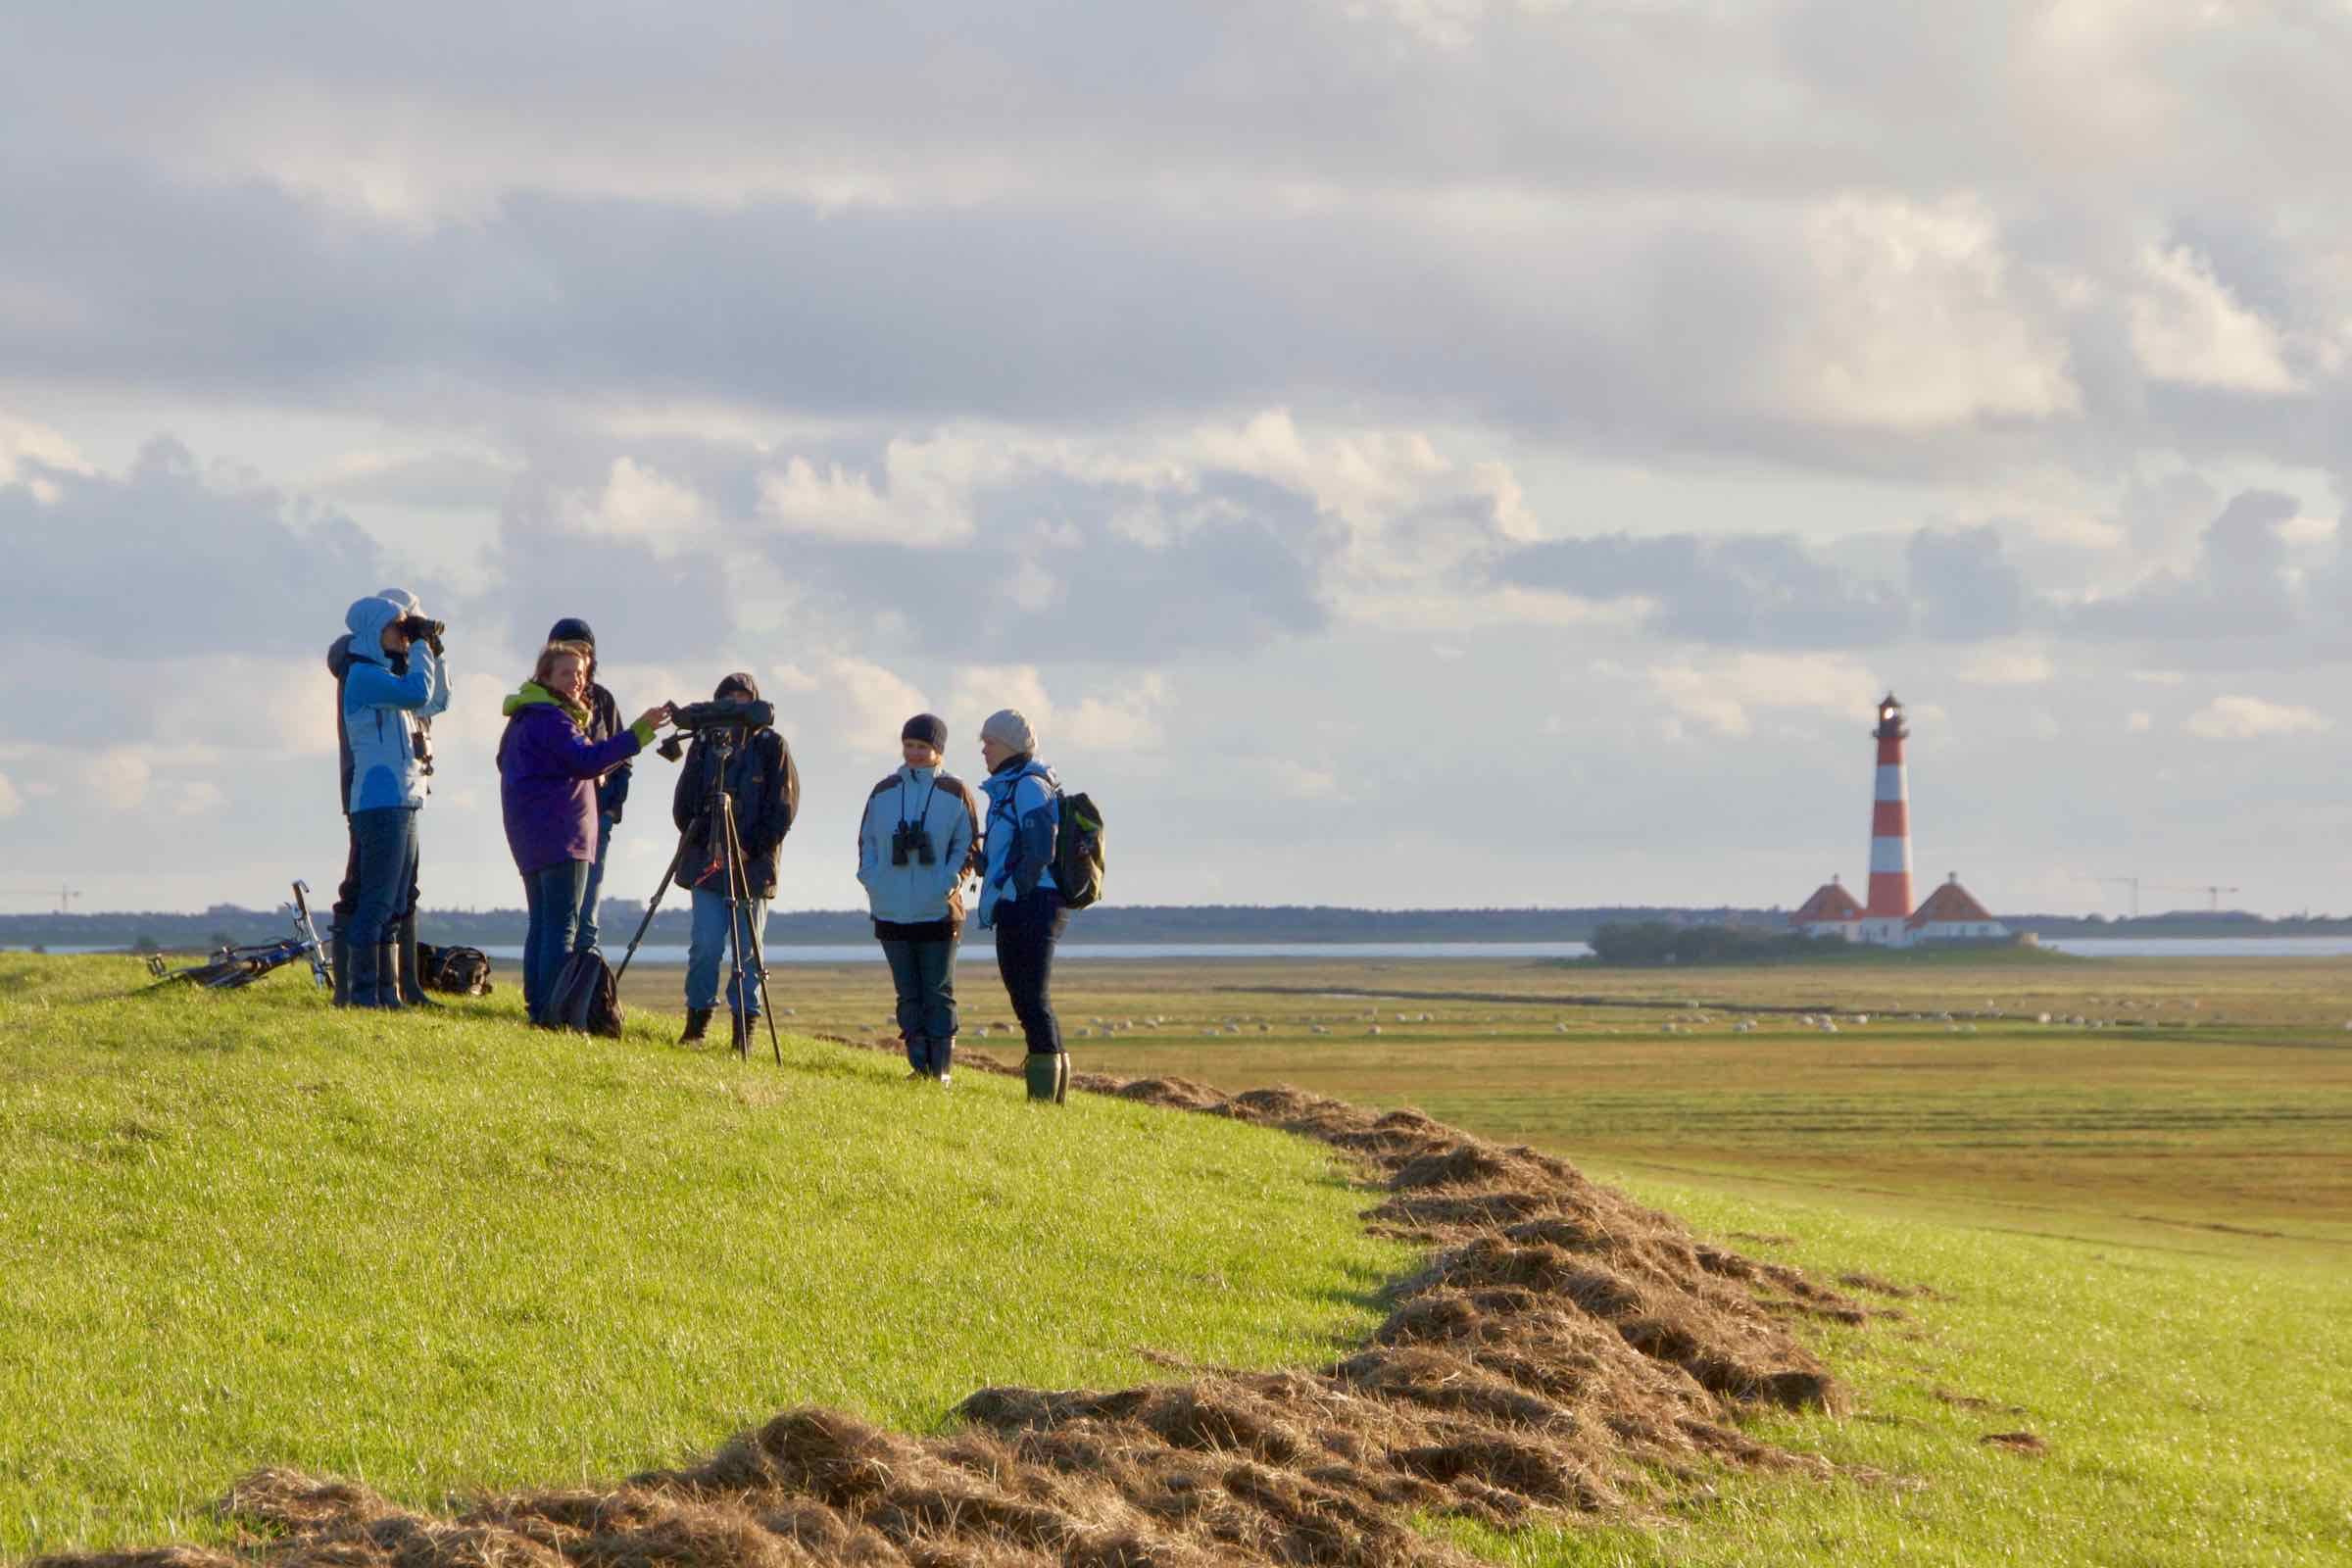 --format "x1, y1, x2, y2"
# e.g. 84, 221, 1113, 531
1446, 1176, 2352, 1568
0, 956, 1408, 1557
